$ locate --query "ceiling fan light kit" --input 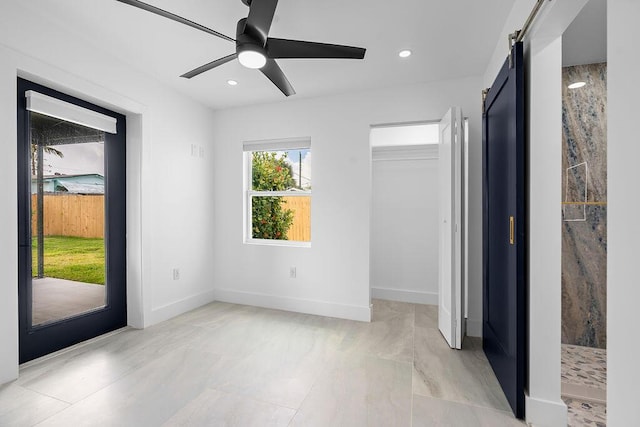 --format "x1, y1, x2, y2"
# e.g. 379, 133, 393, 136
236, 18, 267, 69
238, 50, 267, 69
116, 0, 366, 96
